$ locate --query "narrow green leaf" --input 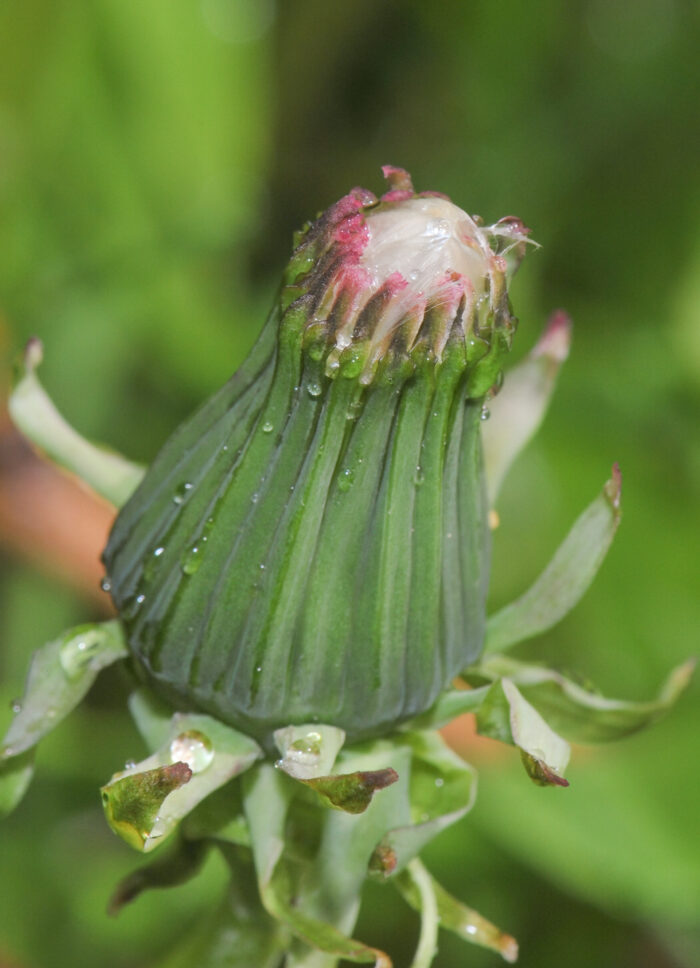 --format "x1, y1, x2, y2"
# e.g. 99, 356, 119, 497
369, 732, 476, 878
0, 750, 34, 818
402, 684, 491, 731
102, 712, 261, 851
108, 837, 208, 914
128, 687, 178, 751
9, 338, 145, 507
477, 678, 570, 786
484, 465, 622, 653
156, 844, 287, 968
243, 762, 394, 967
482, 310, 571, 503
396, 862, 518, 963
477, 655, 695, 743
404, 859, 439, 968
1, 620, 127, 760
